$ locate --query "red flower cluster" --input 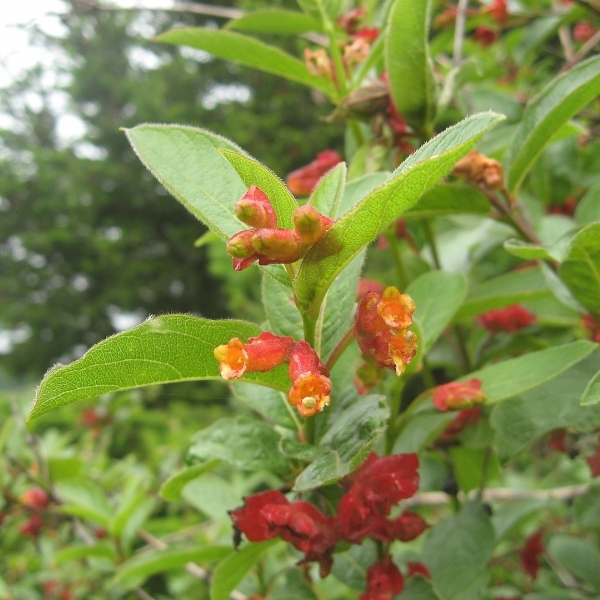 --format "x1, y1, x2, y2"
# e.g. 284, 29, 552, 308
231, 453, 425, 582
214, 334, 331, 417
432, 379, 486, 412
286, 151, 343, 197
360, 555, 404, 600
354, 286, 418, 377
227, 186, 334, 271
477, 304, 536, 333
574, 21, 597, 42
521, 531, 544, 580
